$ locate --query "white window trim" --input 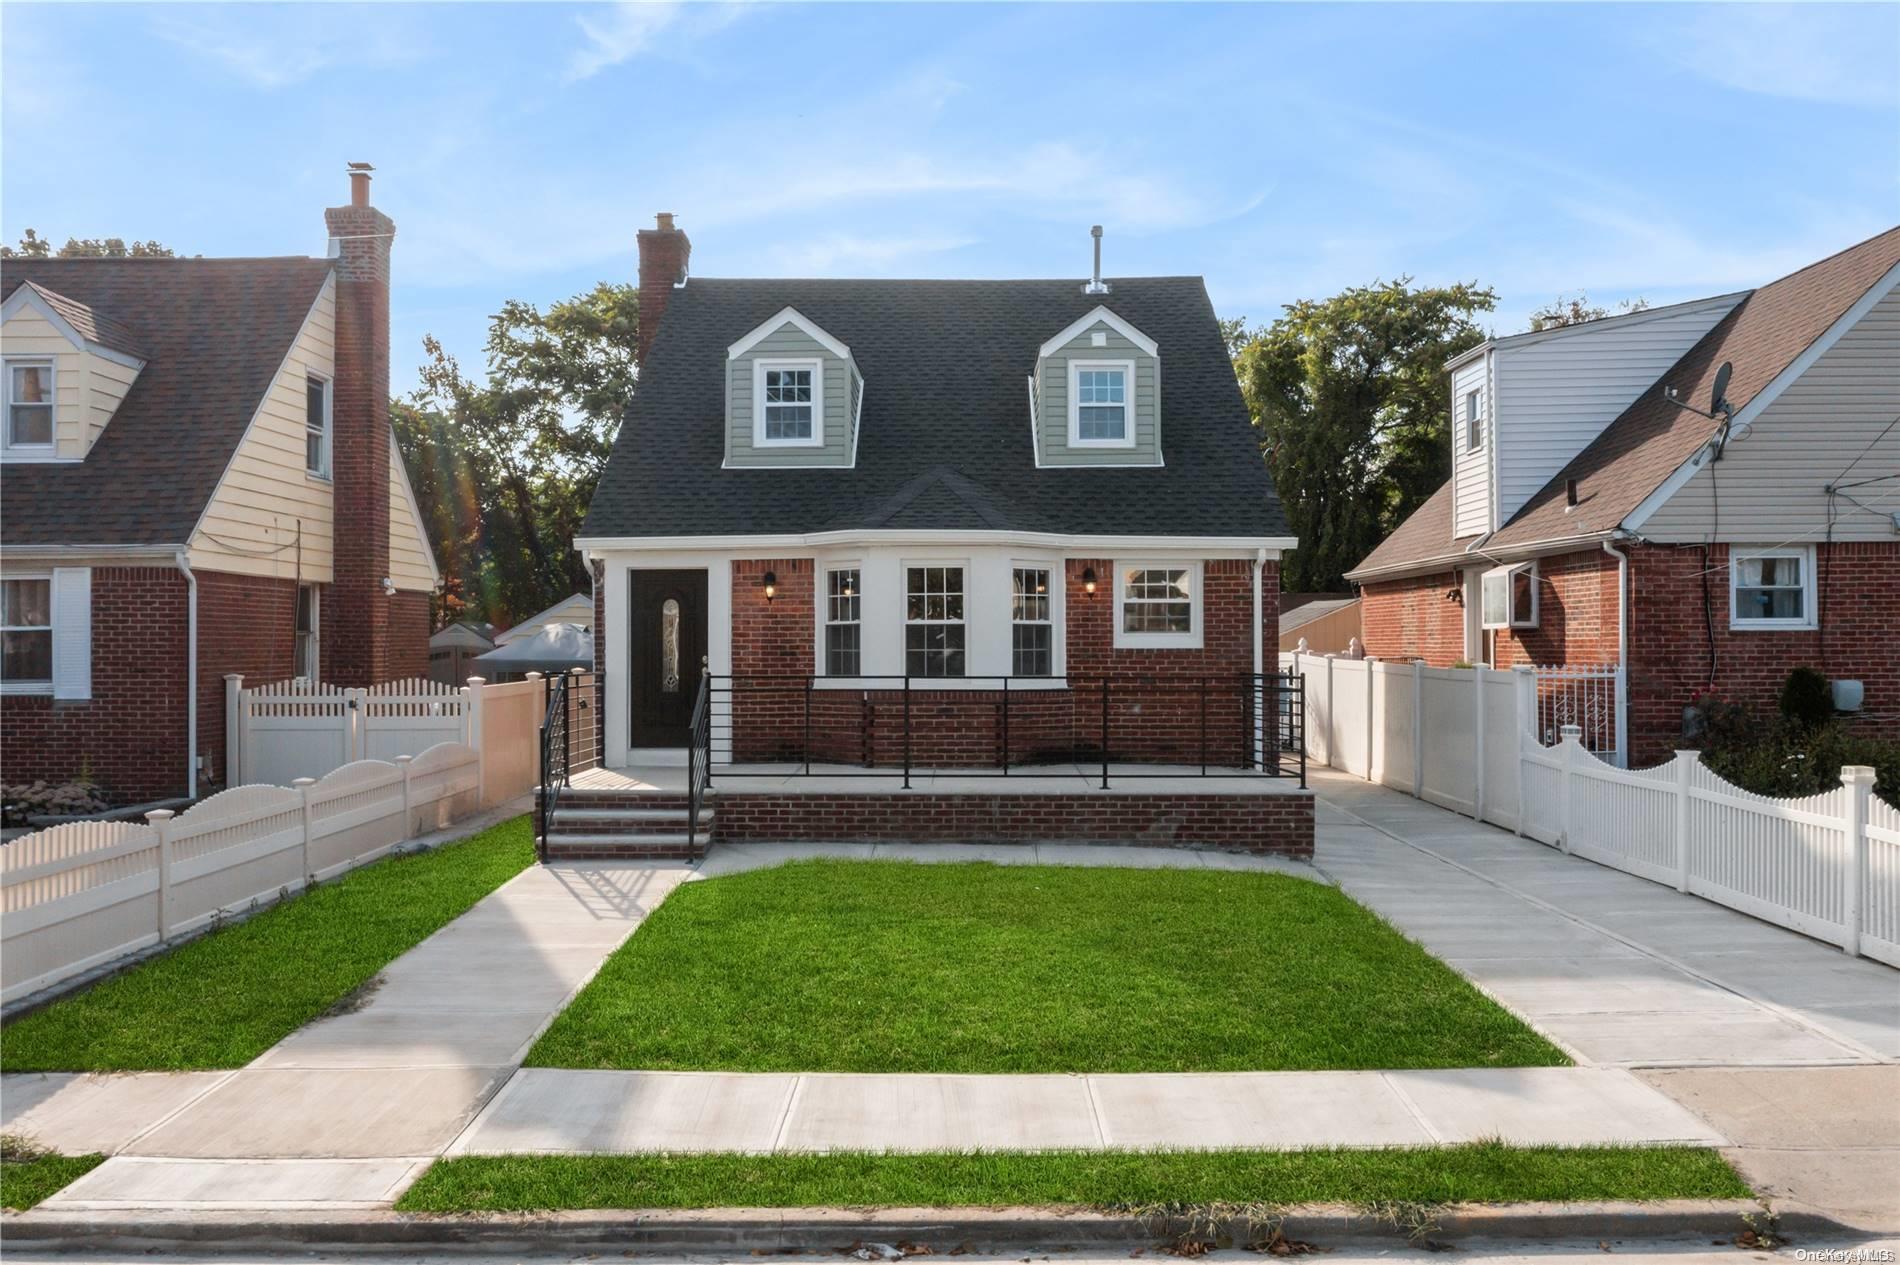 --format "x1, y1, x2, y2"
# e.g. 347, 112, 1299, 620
1067, 359, 1136, 449
4, 357, 59, 456
1465, 388, 1484, 454
1480, 561, 1538, 630
1730, 544, 1817, 631
1113, 560, 1203, 649
817, 561, 863, 678
752, 357, 824, 449
0, 570, 54, 695
305, 372, 333, 480
902, 558, 969, 679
